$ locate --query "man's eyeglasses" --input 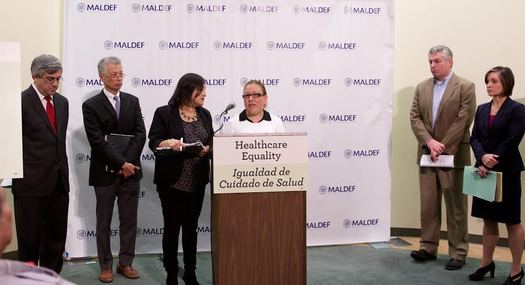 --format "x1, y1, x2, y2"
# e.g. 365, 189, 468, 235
43, 76, 63, 84
242, 93, 264, 99
102, 72, 125, 79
